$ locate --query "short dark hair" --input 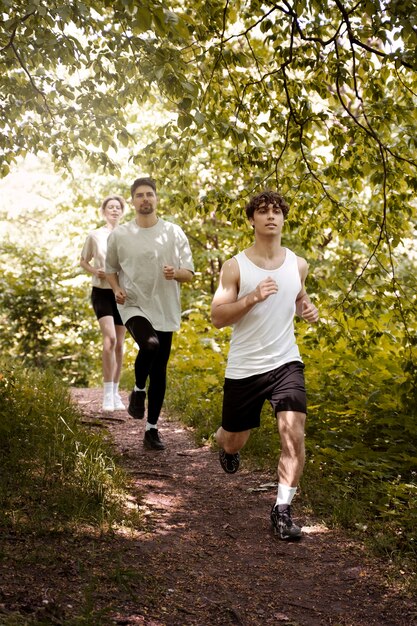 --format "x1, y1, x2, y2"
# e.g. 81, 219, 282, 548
245, 190, 290, 220
130, 177, 157, 197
